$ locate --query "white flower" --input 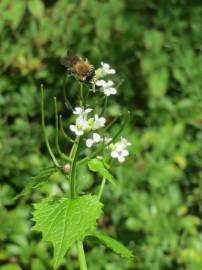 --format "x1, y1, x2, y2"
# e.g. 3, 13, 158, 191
92, 114, 106, 130
86, 139, 93, 148
86, 133, 101, 148
73, 107, 92, 118
96, 80, 117, 96
95, 80, 106, 87
94, 62, 116, 81
118, 137, 131, 148
101, 62, 116, 75
92, 133, 101, 143
110, 137, 131, 163
104, 87, 117, 96
69, 125, 84, 136
70, 107, 106, 136
70, 116, 89, 136
111, 148, 129, 163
